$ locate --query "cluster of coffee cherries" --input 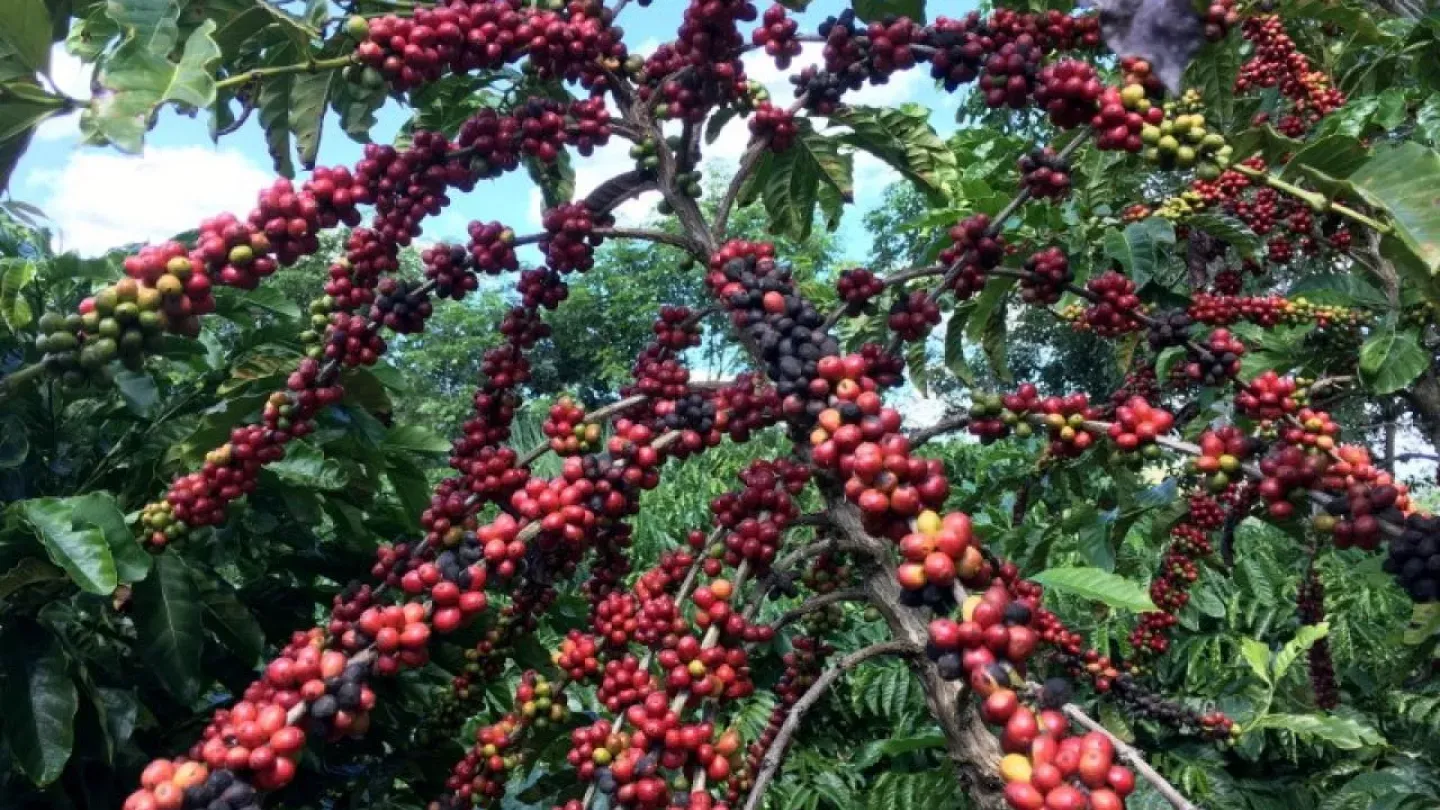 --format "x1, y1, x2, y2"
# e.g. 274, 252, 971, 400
752, 4, 802, 69
636, 0, 754, 122
124, 764, 257, 810
1019, 247, 1071, 306
1140, 108, 1232, 179
835, 267, 886, 312
709, 459, 810, 573
706, 241, 845, 427
939, 213, 1006, 301
967, 387, 1039, 443
887, 289, 942, 341
1237, 15, 1346, 135
1106, 397, 1174, 453
748, 101, 798, 152
1079, 272, 1143, 337
1129, 495, 1222, 660
544, 397, 602, 456
803, 354, 953, 545
1191, 426, 1255, 492
1018, 147, 1073, 201
1296, 567, 1339, 707
1189, 292, 1367, 331
1183, 328, 1245, 386
1384, 514, 1440, 603
35, 278, 170, 388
